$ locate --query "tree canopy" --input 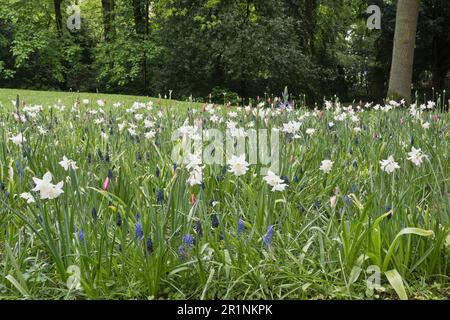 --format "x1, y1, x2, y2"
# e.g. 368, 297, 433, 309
0, 0, 449, 103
